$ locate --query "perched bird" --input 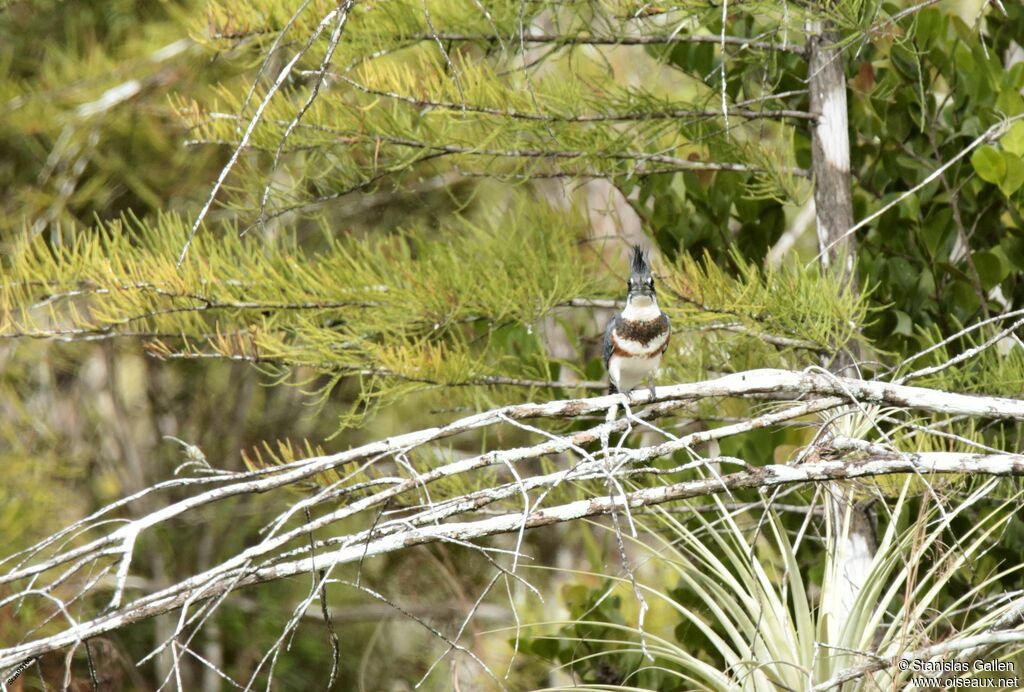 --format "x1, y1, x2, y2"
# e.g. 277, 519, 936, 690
602, 245, 671, 397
